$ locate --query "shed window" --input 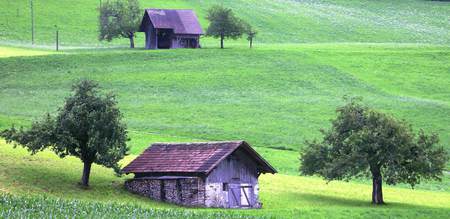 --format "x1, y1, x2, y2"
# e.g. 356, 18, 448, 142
223, 183, 228, 191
